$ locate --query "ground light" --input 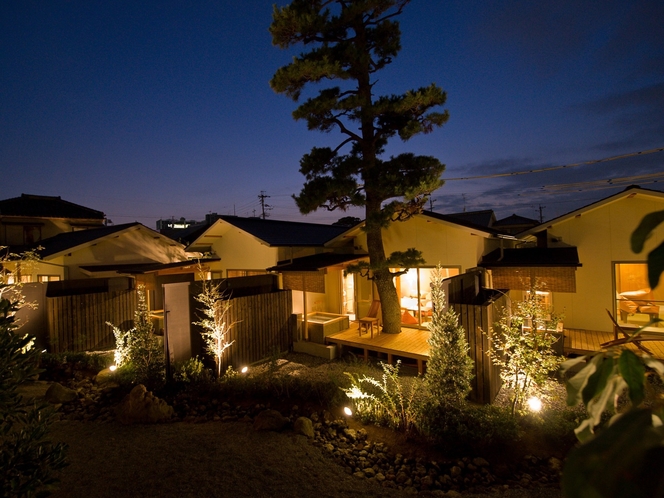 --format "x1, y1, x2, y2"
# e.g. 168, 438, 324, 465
241, 366, 248, 374
343, 407, 353, 416
109, 365, 117, 372
527, 396, 542, 412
